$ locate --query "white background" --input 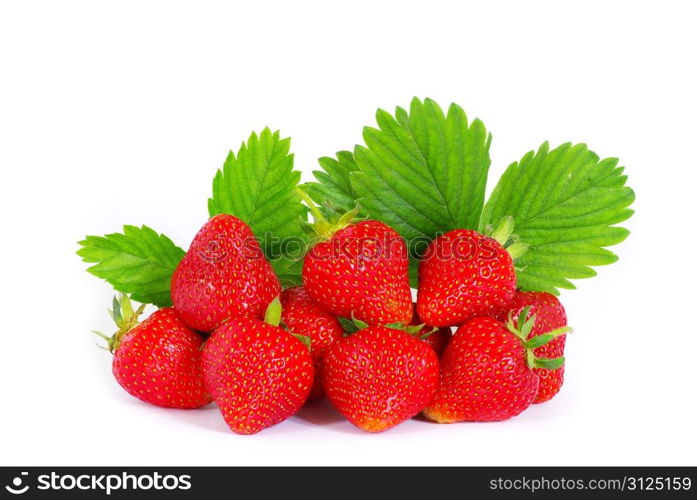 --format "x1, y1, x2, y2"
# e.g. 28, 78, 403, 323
1, 0, 695, 466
